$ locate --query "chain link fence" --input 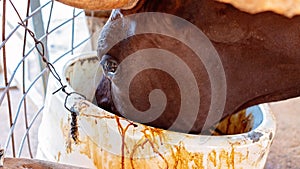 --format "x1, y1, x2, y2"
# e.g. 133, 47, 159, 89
0, 0, 107, 159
